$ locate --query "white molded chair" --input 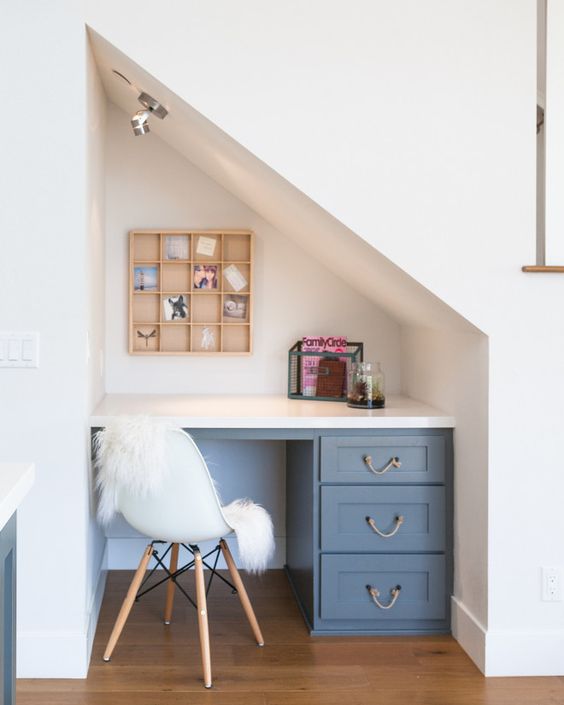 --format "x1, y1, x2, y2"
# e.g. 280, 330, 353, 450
99, 426, 268, 688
